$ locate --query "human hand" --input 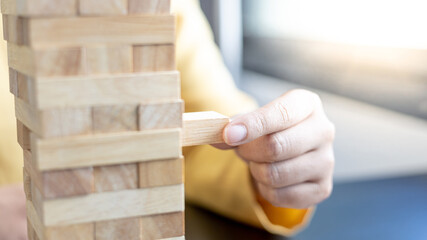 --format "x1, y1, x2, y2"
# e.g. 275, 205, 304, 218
221, 89, 335, 208
0, 184, 27, 240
